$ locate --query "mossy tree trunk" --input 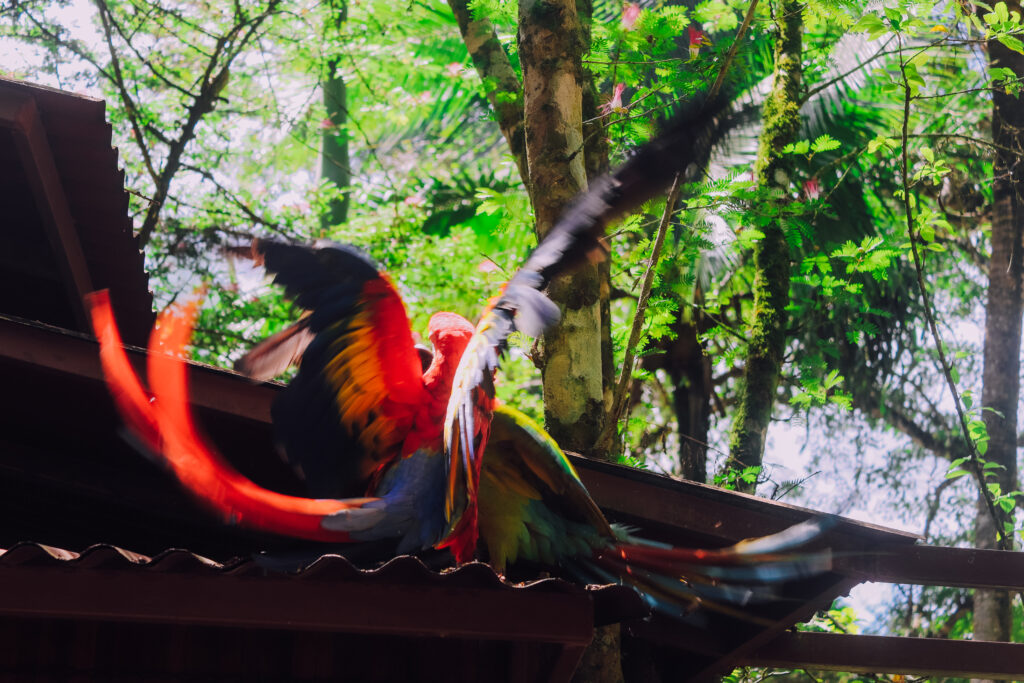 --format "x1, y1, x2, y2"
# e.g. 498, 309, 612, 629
973, 4, 1023, 671
320, 0, 350, 230
519, 0, 608, 457
517, 0, 617, 676
578, 0, 616, 454
726, 0, 803, 492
